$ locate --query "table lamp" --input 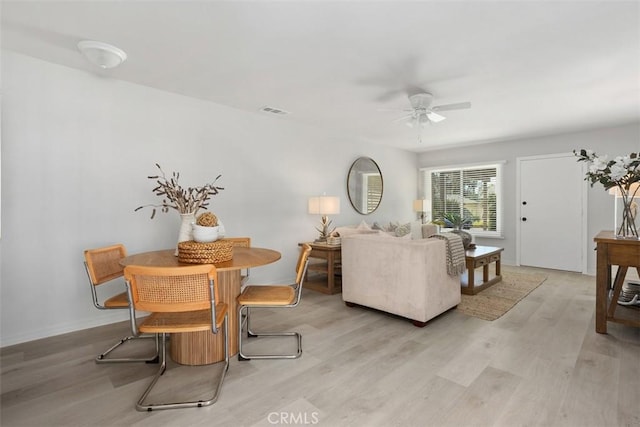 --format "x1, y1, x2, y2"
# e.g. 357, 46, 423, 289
308, 196, 340, 242
413, 199, 427, 224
